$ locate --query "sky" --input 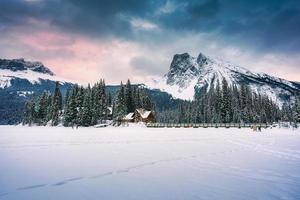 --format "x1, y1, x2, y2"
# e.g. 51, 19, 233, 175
0, 0, 300, 84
